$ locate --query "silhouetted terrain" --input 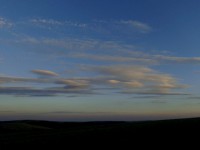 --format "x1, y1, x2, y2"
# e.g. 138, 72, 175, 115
0, 118, 200, 148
